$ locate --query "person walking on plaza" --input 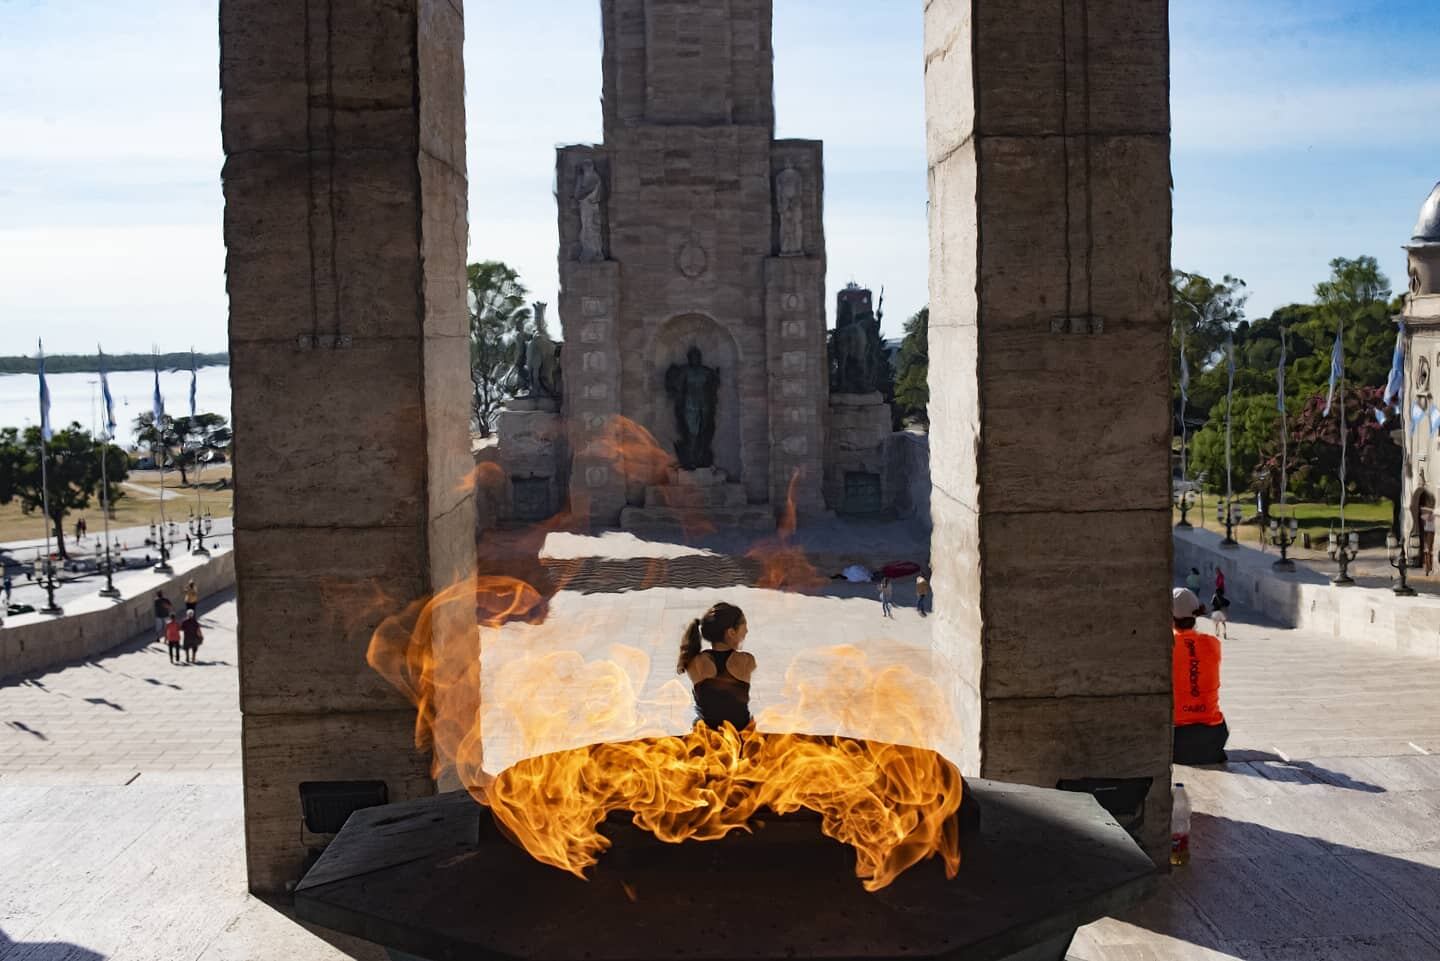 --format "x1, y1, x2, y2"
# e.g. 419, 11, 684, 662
2, 571, 11, 606
164, 613, 183, 664
915, 573, 932, 617
180, 609, 204, 664
1208, 585, 1231, 640
183, 579, 200, 615
1172, 587, 1229, 765
1185, 567, 1202, 593
153, 590, 173, 643
1422, 503, 1436, 576
878, 577, 894, 618
1214, 569, 1226, 594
